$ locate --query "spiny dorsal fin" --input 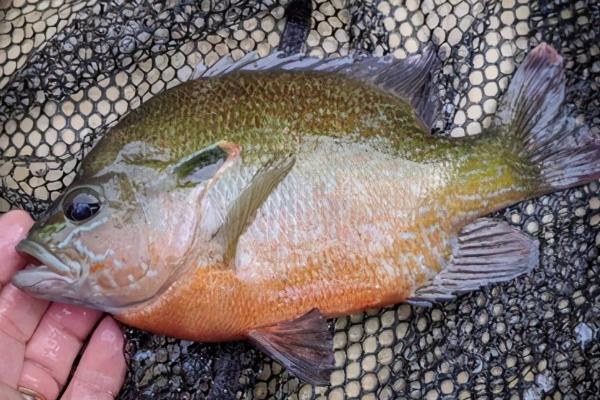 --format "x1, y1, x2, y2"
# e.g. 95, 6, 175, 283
248, 309, 334, 385
338, 45, 441, 130
216, 156, 295, 265
408, 218, 539, 306
189, 45, 442, 131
